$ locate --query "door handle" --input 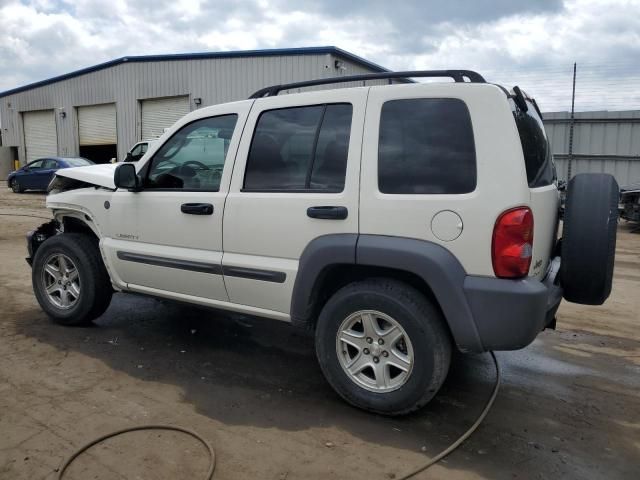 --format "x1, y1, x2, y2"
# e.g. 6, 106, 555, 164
307, 206, 348, 220
181, 203, 214, 215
